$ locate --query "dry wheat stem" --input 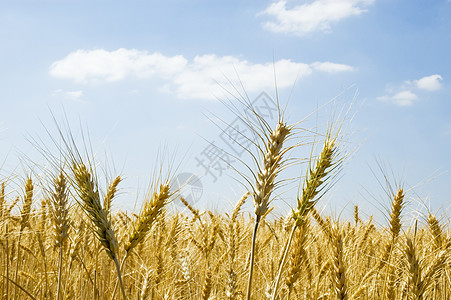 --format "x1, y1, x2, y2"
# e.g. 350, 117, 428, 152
246, 214, 261, 300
